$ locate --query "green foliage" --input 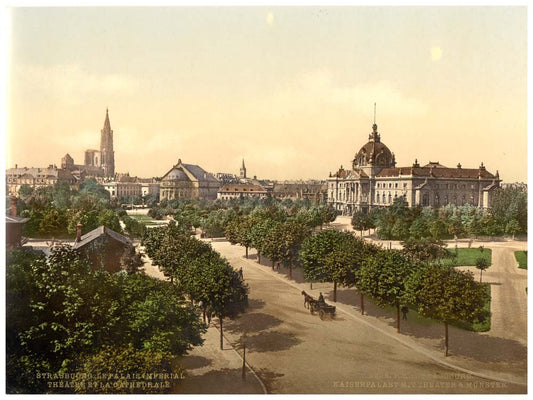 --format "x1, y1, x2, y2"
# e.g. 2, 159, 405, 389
351, 211, 373, 233
406, 265, 489, 325
357, 249, 420, 308
97, 209, 123, 233
261, 221, 311, 268
401, 237, 448, 262
249, 218, 280, 257
300, 230, 358, 283
18, 184, 34, 199
120, 215, 147, 239
142, 224, 248, 321
38, 207, 69, 238
6, 246, 204, 394
79, 179, 110, 201
490, 187, 527, 234
73, 344, 181, 394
